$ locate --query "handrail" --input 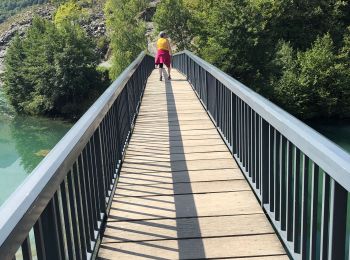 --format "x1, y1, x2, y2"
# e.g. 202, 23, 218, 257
176, 50, 350, 190
173, 50, 350, 259
0, 51, 154, 259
